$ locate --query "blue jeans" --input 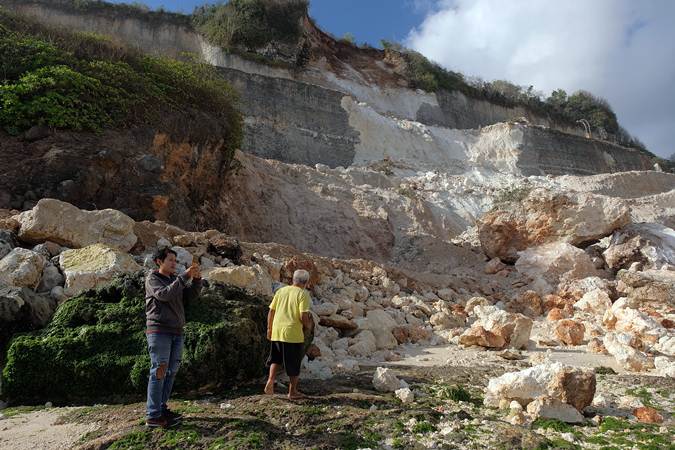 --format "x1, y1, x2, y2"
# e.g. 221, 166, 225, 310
146, 333, 183, 419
